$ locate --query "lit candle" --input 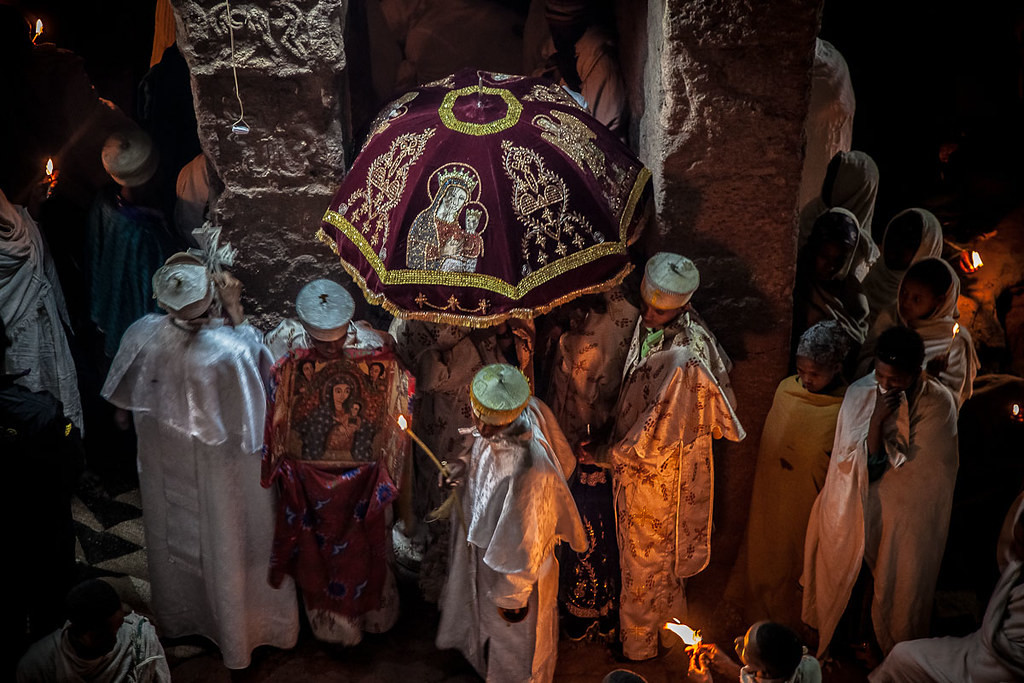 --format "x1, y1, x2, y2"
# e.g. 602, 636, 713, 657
397, 414, 468, 535
32, 19, 43, 44
664, 619, 710, 672
1012, 403, 1022, 423
970, 251, 983, 270
43, 157, 57, 198
945, 322, 960, 354
397, 414, 448, 476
